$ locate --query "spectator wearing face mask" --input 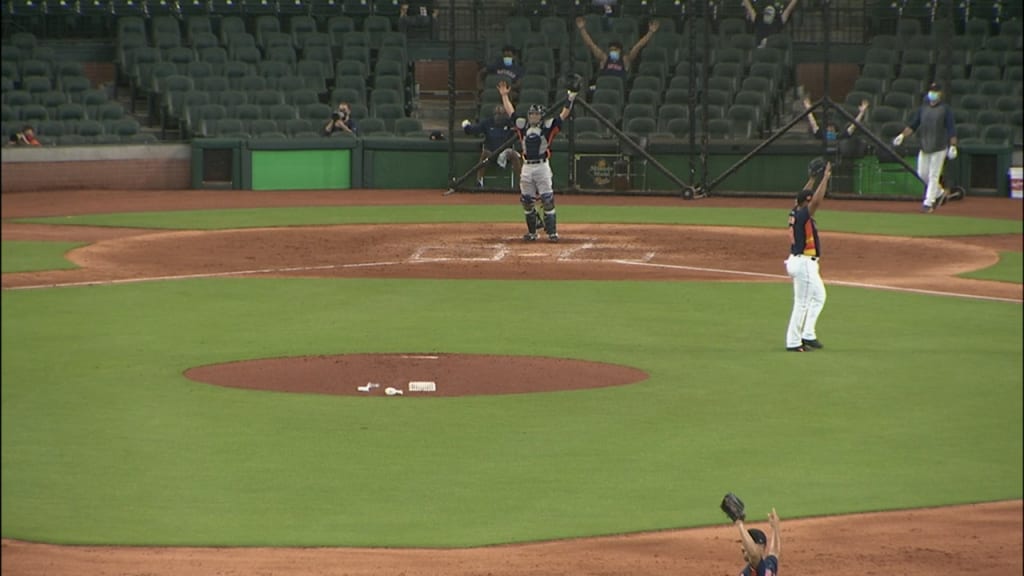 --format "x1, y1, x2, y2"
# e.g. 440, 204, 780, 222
575, 16, 660, 79
743, 0, 799, 48
804, 97, 868, 147
891, 82, 958, 213
478, 45, 525, 96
